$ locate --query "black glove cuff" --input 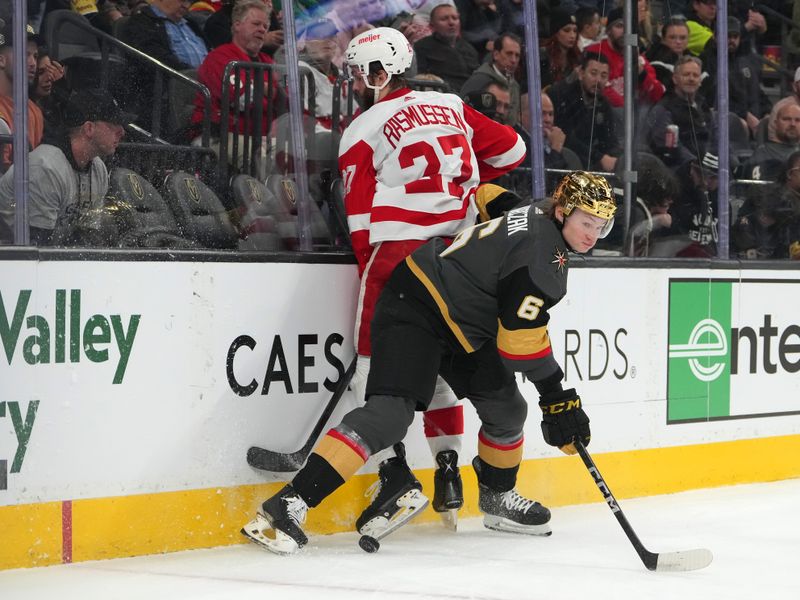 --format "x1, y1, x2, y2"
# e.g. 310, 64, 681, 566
539, 388, 578, 407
